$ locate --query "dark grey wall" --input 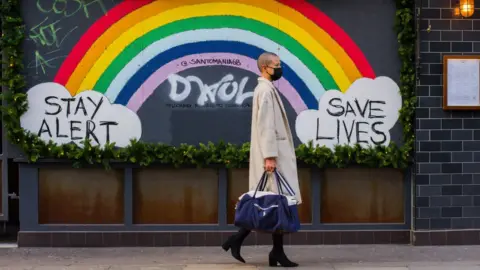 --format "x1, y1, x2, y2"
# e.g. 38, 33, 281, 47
8, 0, 122, 158
12, 0, 400, 156
138, 66, 278, 145
22, 0, 121, 84
416, 0, 480, 230
309, 0, 400, 81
